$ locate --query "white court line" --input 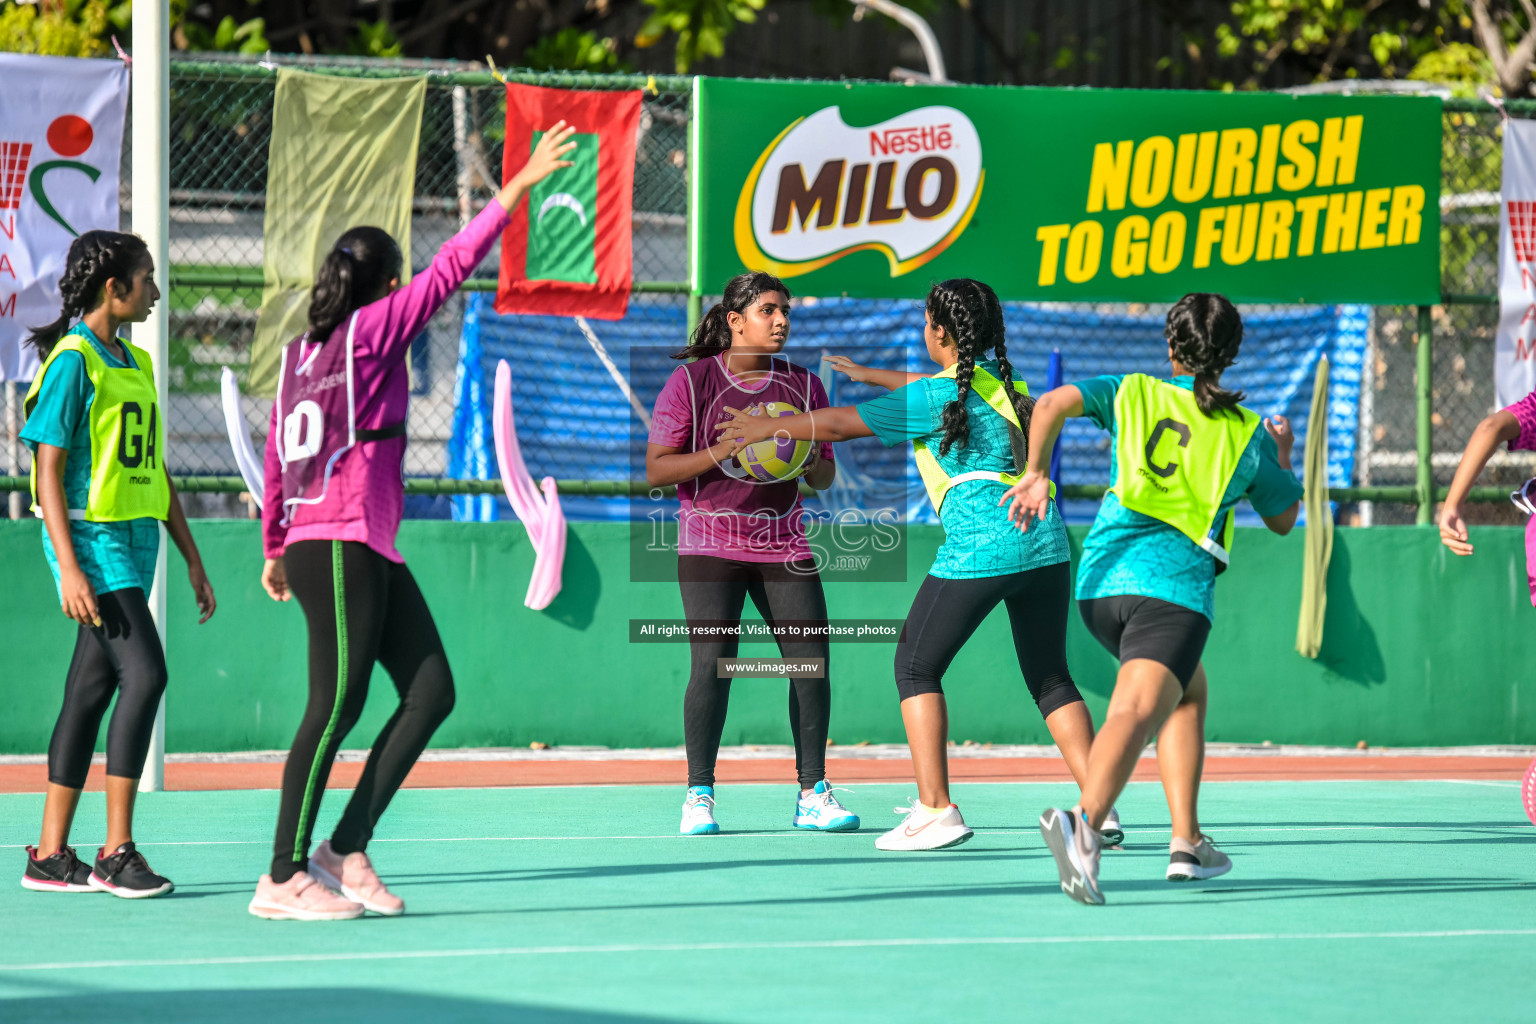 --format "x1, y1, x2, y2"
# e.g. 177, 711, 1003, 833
0, 822, 1526, 851
1441, 780, 1521, 789
4, 930, 1535, 973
